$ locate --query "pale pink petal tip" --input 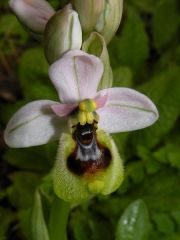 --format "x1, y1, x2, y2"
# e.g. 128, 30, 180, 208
51, 103, 77, 117
94, 93, 108, 109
